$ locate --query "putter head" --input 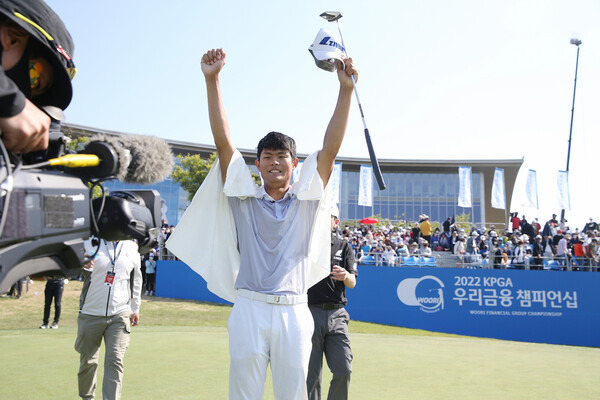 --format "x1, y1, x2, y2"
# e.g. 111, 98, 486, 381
320, 11, 343, 22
